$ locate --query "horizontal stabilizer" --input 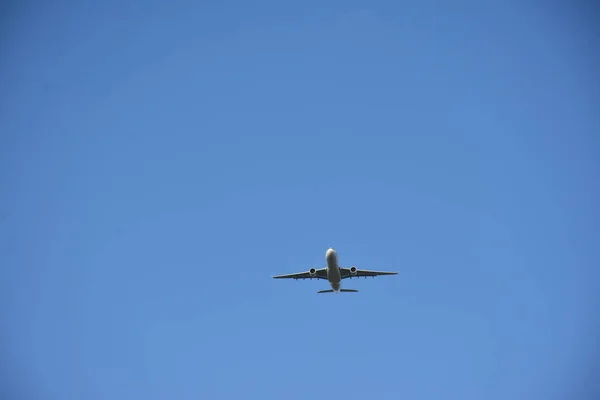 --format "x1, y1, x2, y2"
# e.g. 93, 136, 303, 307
317, 289, 359, 293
